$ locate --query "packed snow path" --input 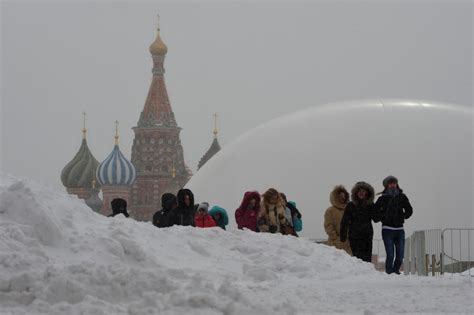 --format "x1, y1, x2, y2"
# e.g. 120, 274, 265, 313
0, 174, 472, 314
